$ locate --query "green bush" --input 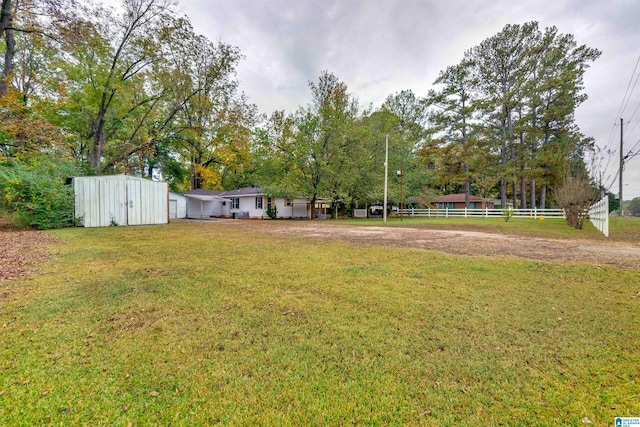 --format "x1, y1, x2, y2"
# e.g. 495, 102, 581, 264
501, 206, 513, 222
266, 203, 277, 219
0, 158, 79, 229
